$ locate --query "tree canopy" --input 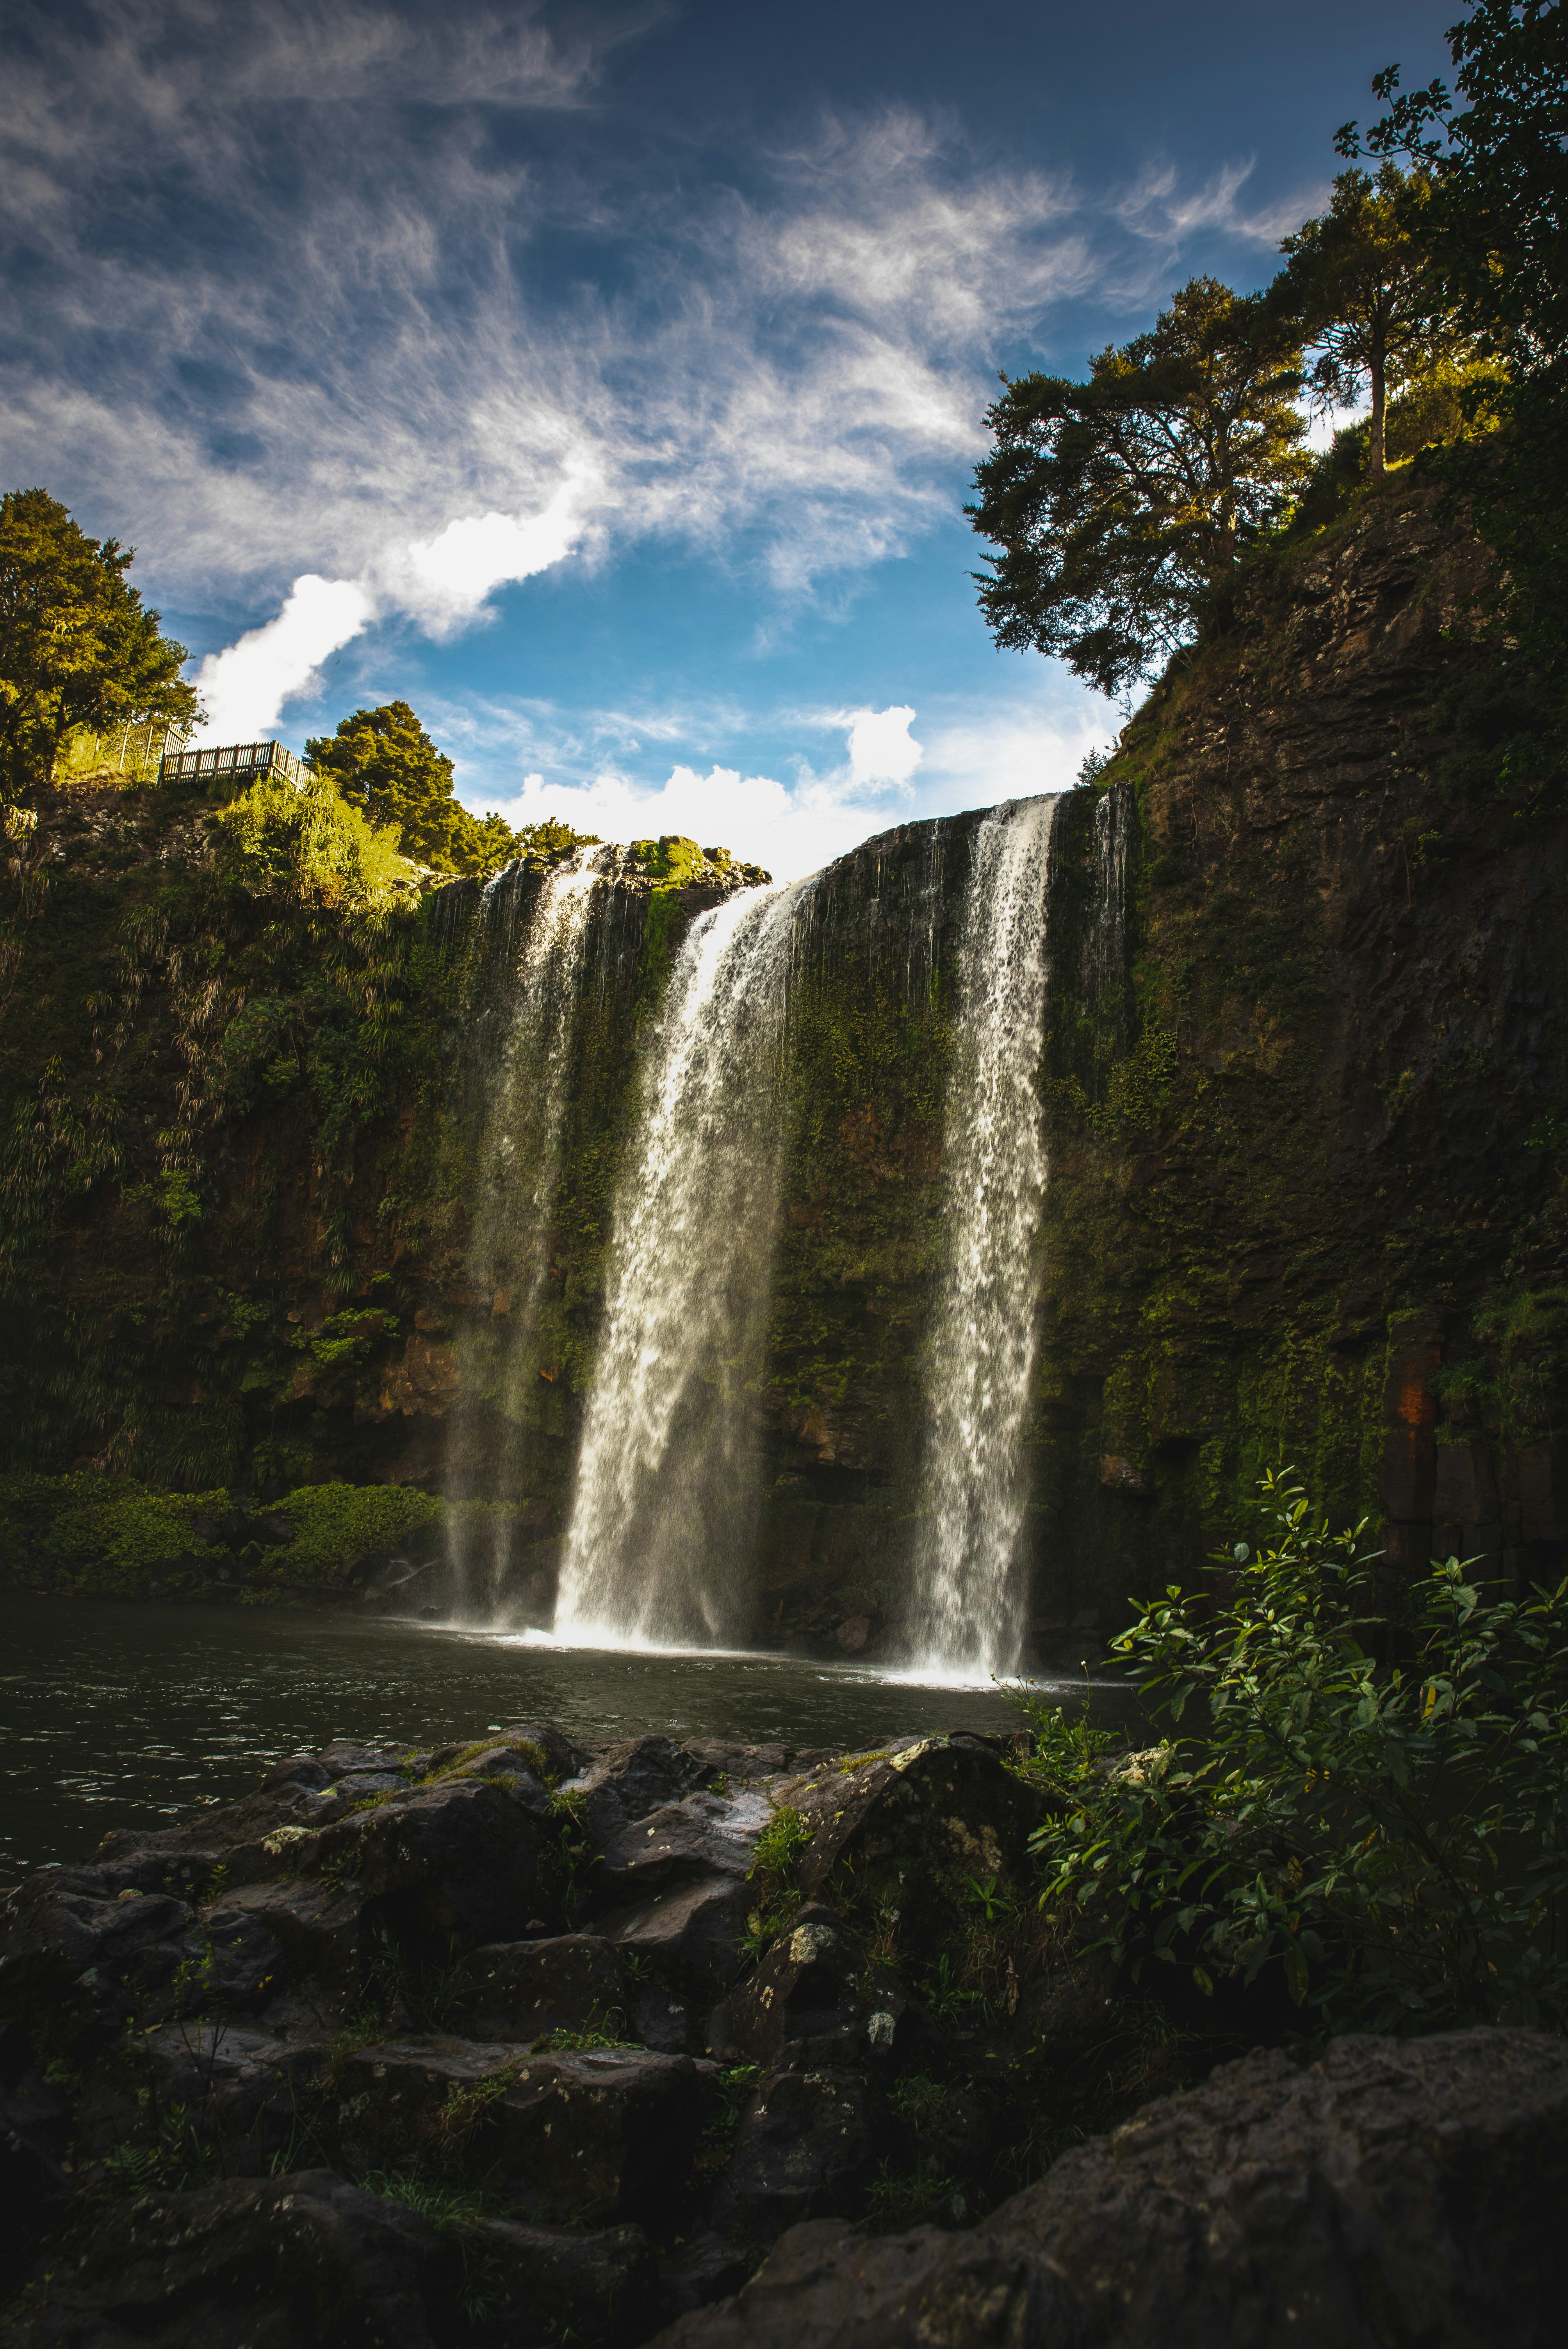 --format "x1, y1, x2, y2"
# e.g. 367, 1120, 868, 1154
303, 700, 590, 879
0, 488, 198, 807
970, 278, 1309, 698
1278, 165, 1459, 478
